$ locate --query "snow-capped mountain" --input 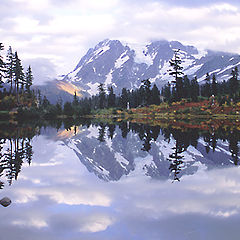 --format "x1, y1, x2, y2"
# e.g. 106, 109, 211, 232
58, 125, 236, 182
62, 39, 240, 96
